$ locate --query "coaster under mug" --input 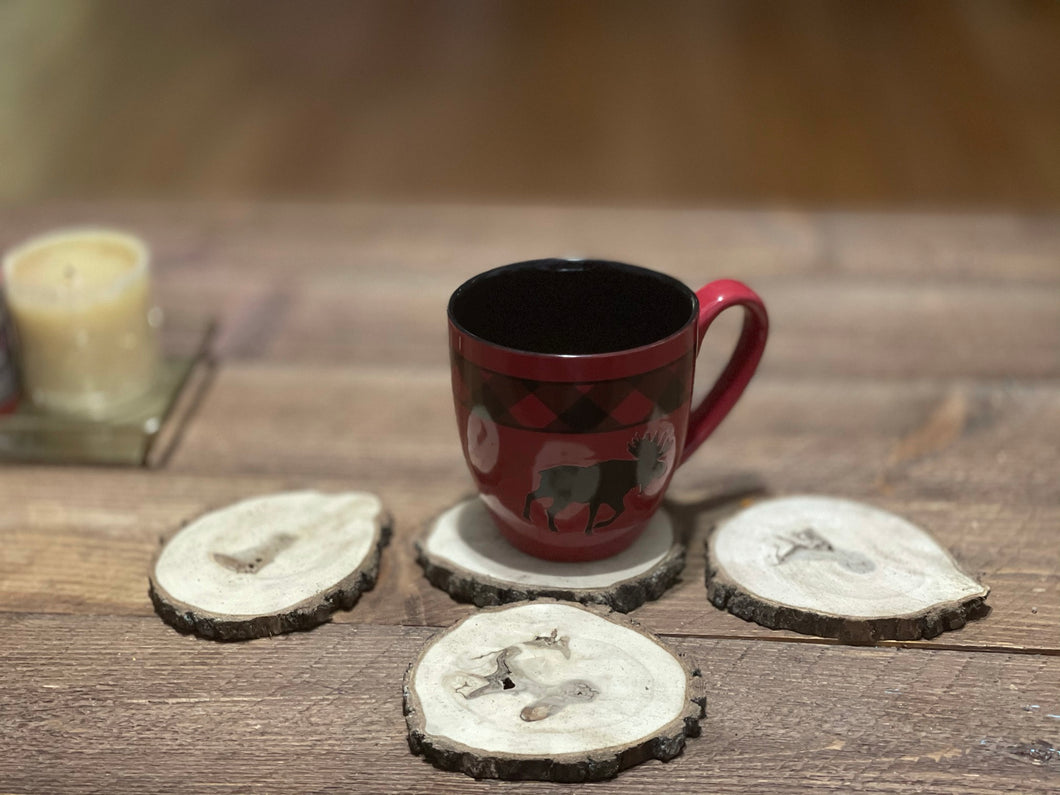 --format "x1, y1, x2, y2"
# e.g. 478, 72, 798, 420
416, 497, 686, 612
